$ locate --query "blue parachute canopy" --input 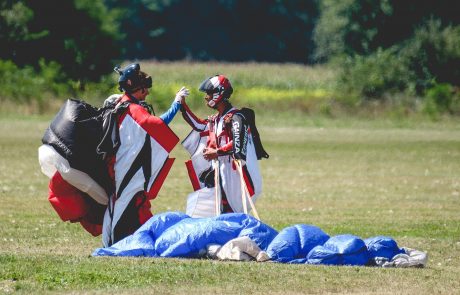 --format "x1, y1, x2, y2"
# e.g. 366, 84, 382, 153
306, 234, 369, 266
365, 236, 405, 260
93, 212, 404, 266
266, 224, 329, 263
94, 212, 278, 257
